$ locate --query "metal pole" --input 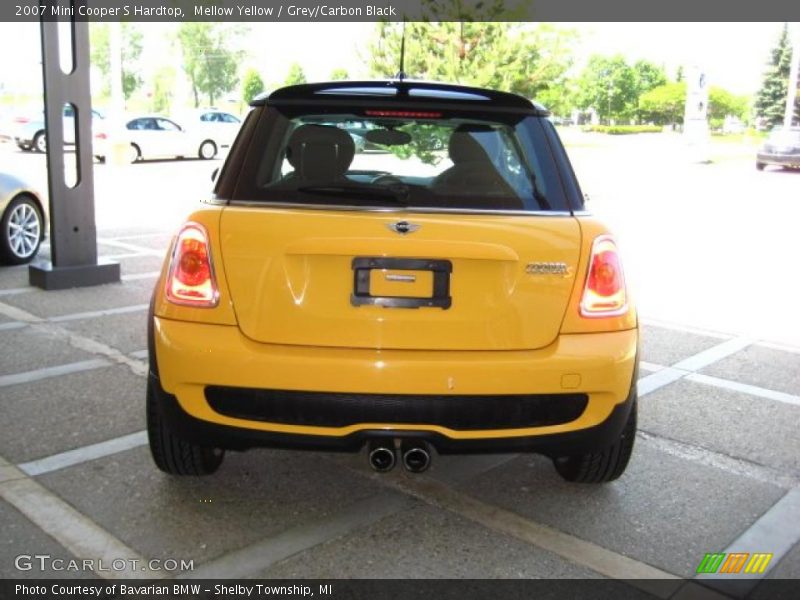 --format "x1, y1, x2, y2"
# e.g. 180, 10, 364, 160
30, 3, 120, 290
784, 23, 799, 128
